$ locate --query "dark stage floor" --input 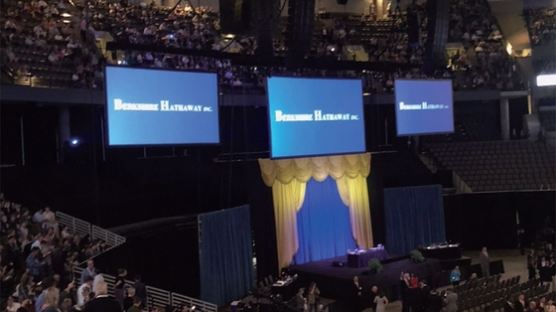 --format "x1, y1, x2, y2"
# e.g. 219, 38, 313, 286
288, 255, 443, 304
